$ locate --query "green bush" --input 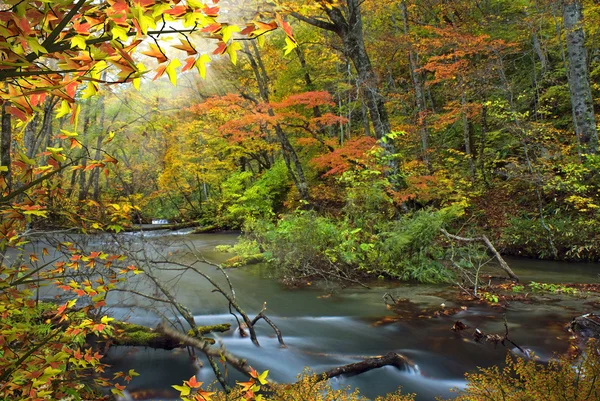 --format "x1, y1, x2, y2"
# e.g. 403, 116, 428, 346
249, 206, 463, 284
